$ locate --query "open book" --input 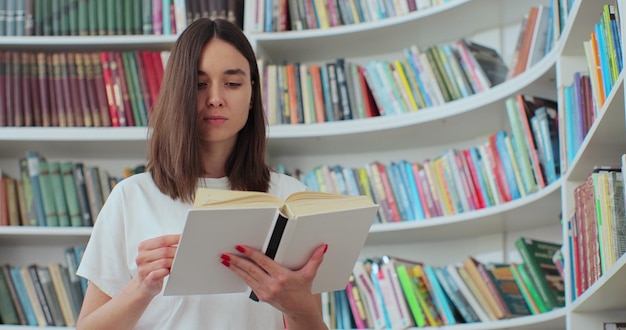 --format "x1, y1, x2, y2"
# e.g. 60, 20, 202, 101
163, 187, 379, 299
